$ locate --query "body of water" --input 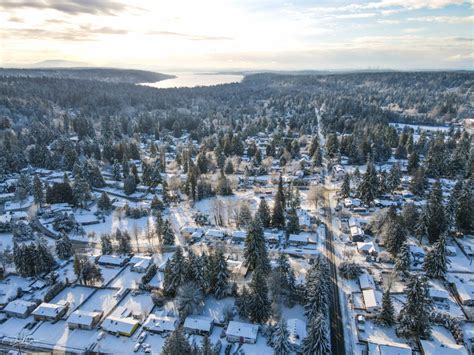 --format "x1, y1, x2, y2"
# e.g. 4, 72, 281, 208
141, 73, 244, 88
